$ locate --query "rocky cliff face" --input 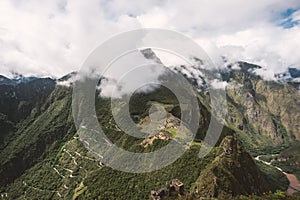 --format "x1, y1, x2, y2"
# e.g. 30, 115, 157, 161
221, 62, 300, 150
